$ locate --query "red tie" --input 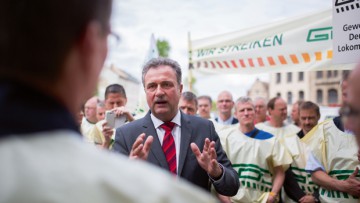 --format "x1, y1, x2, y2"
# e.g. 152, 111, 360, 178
160, 122, 177, 174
